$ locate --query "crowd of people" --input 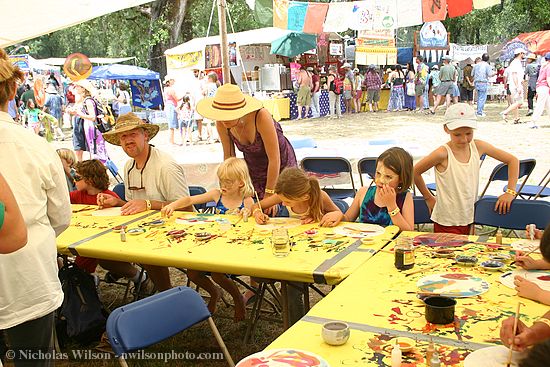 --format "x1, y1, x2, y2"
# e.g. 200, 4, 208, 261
1, 43, 549, 366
